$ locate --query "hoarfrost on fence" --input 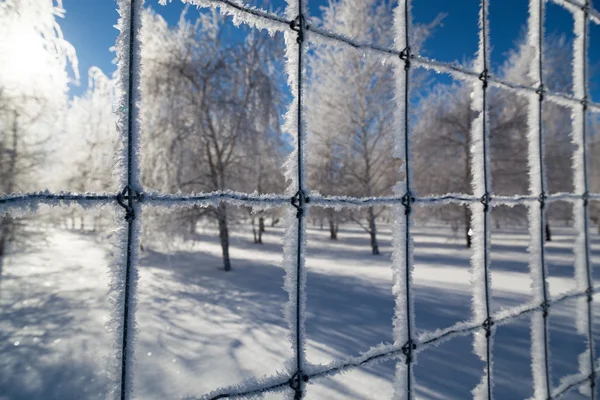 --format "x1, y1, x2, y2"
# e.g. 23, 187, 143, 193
2, 0, 600, 399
